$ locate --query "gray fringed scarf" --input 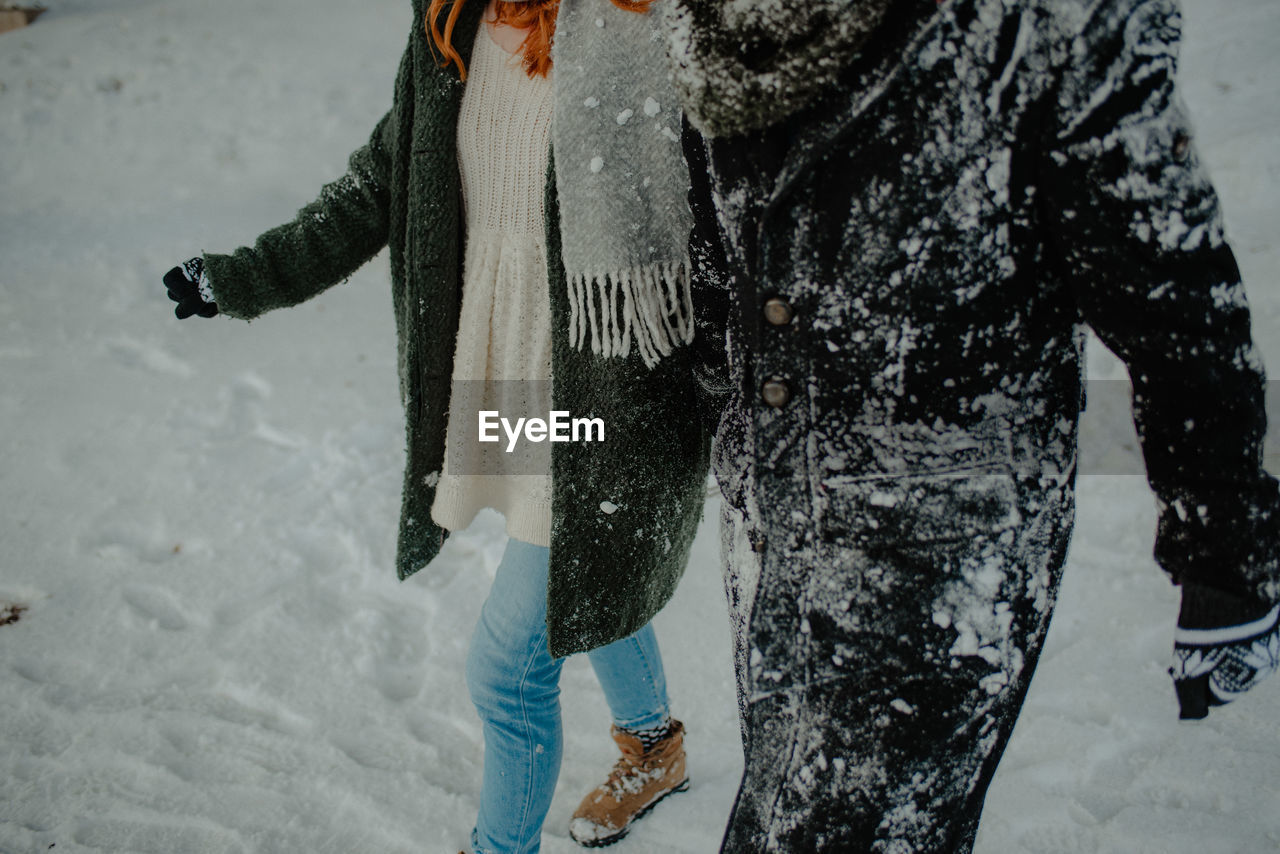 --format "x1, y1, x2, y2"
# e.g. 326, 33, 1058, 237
501, 0, 694, 367
661, 0, 893, 138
